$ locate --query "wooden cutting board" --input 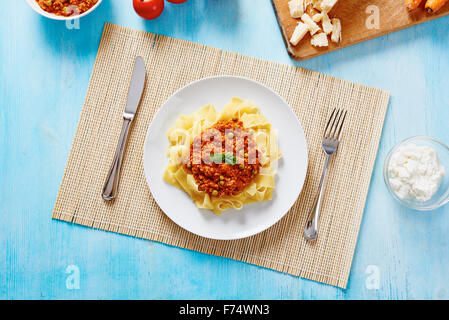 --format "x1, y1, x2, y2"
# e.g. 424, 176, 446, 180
272, 0, 449, 60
